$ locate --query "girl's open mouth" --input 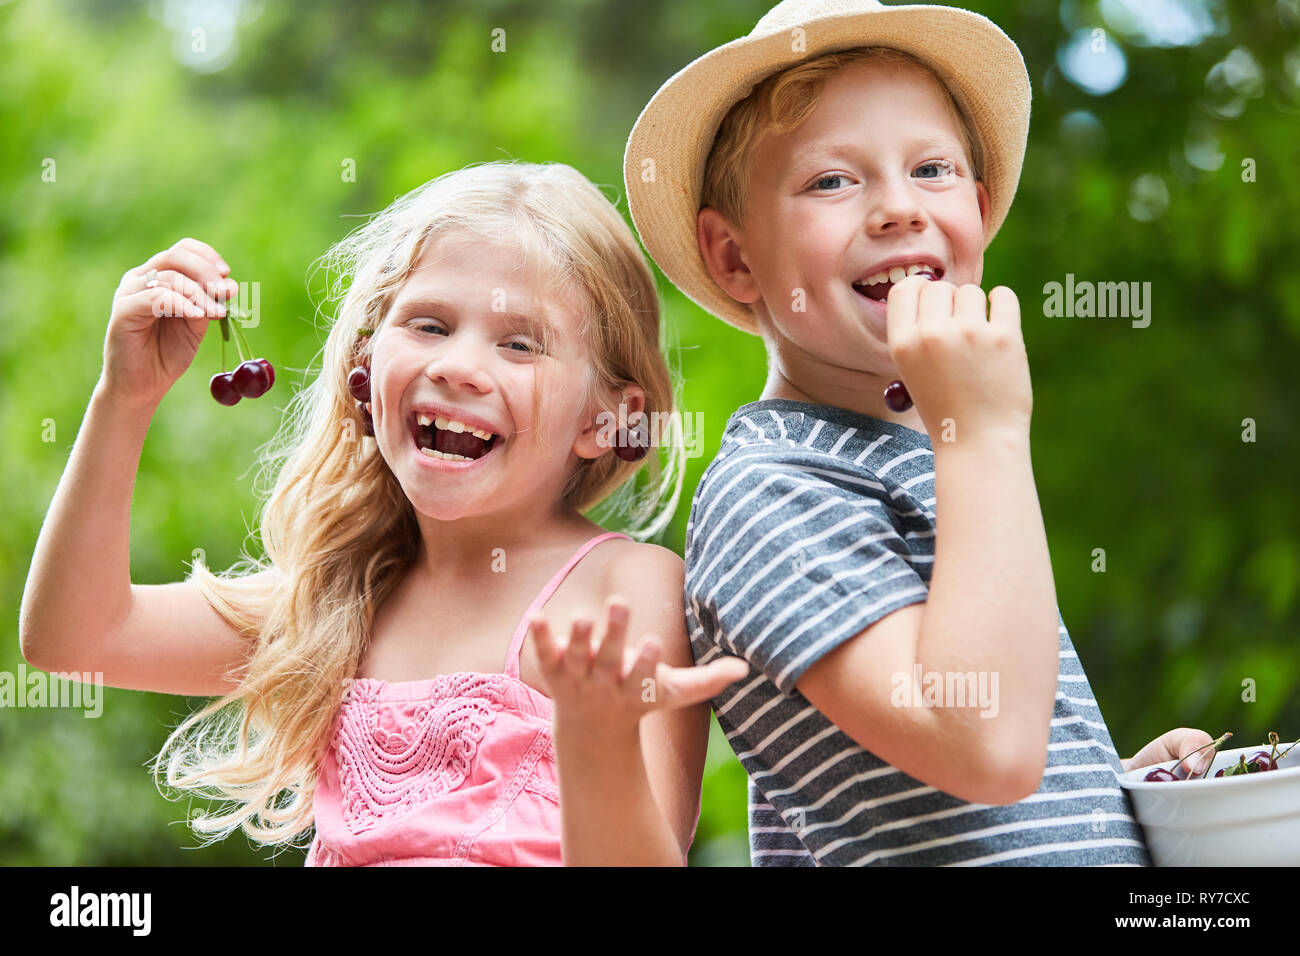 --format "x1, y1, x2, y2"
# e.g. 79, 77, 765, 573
409, 412, 499, 464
